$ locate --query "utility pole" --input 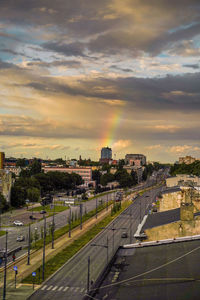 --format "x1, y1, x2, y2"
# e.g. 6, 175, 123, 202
87, 256, 90, 293
112, 222, 115, 254
52, 205, 55, 249
27, 223, 31, 265
106, 236, 109, 264
80, 203, 83, 230
3, 231, 8, 300
106, 193, 108, 211
96, 198, 98, 219
68, 206, 71, 238
140, 198, 141, 223
42, 215, 46, 281
129, 209, 132, 244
